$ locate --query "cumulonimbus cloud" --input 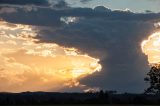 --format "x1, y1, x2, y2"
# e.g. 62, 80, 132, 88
0, 4, 160, 93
